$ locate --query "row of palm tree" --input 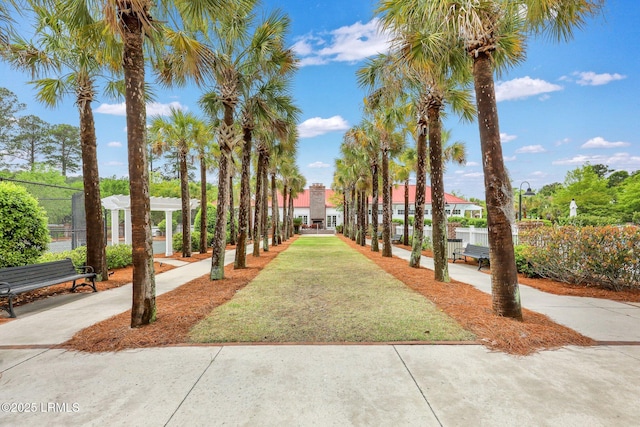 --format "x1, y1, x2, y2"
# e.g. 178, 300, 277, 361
1, 0, 304, 327
335, 0, 601, 320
